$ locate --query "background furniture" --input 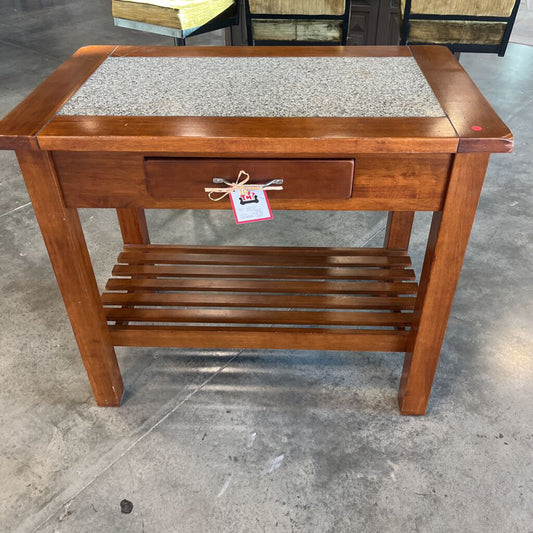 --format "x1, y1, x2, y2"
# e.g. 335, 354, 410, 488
229, 0, 400, 45
348, 0, 400, 45
0, 45, 512, 414
244, 0, 351, 44
399, 0, 522, 56
113, 0, 239, 45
